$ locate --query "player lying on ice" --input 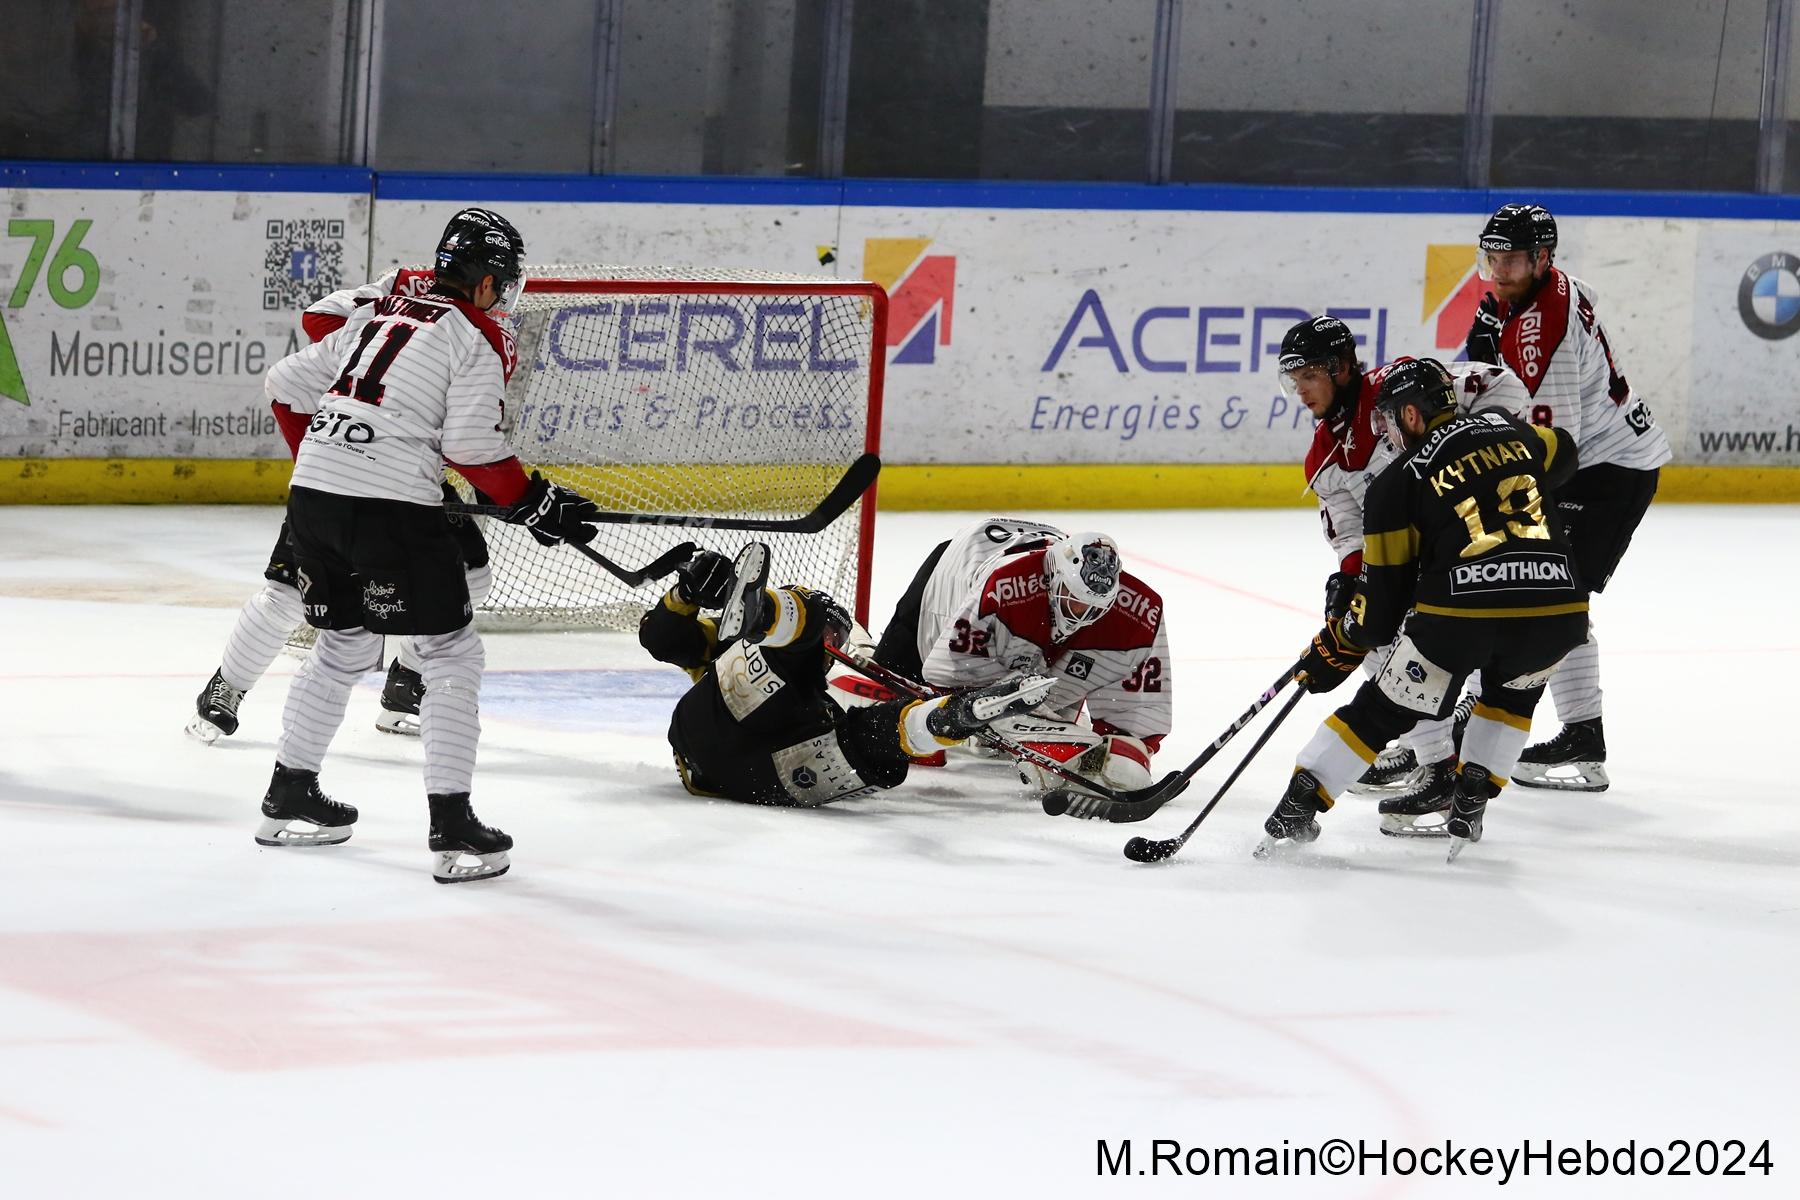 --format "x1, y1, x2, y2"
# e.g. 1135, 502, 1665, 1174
862, 517, 1171, 801
639, 544, 1054, 807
